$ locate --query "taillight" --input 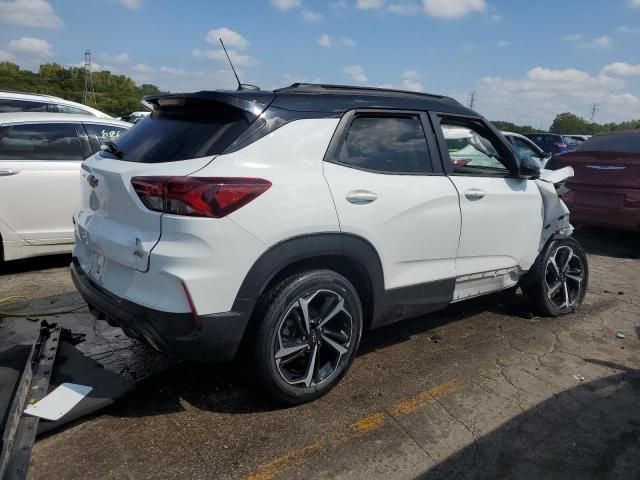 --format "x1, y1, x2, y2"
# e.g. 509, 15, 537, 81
131, 177, 271, 218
